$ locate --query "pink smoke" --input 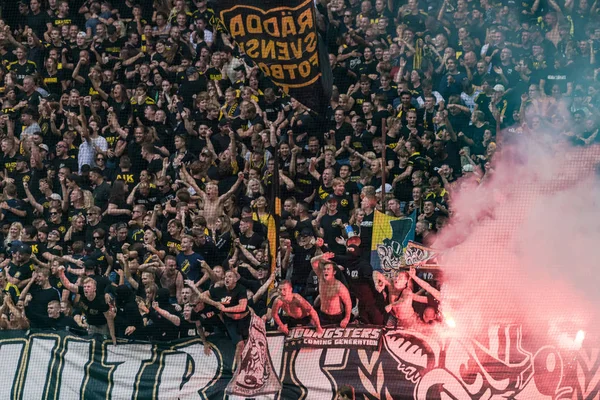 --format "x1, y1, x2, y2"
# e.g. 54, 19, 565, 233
434, 139, 600, 348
